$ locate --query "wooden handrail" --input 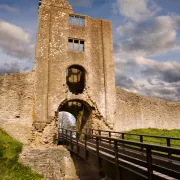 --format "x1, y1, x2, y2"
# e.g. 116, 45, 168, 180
59, 128, 180, 154
86, 128, 180, 140
58, 128, 180, 180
